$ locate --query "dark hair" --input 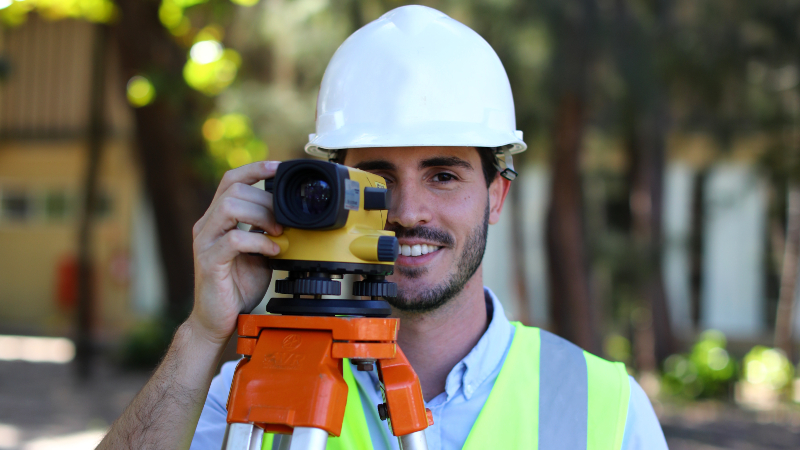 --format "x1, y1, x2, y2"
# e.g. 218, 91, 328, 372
331, 147, 498, 188
476, 147, 500, 188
